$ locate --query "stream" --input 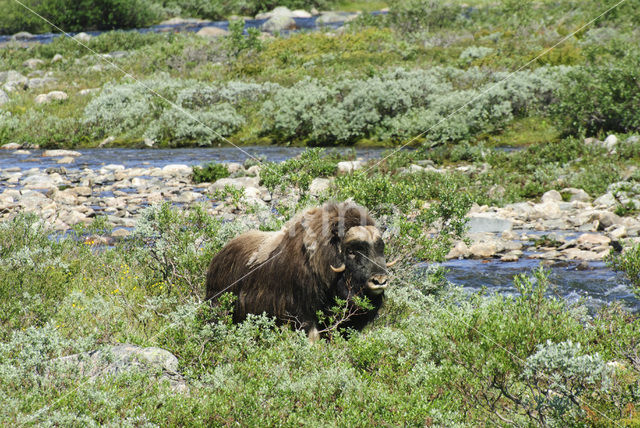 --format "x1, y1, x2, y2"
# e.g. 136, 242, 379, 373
0, 11, 386, 44
1, 145, 638, 313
